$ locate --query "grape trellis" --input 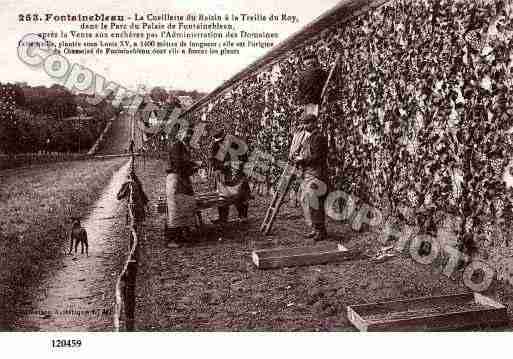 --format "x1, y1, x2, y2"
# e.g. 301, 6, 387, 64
149, 0, 513, 256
